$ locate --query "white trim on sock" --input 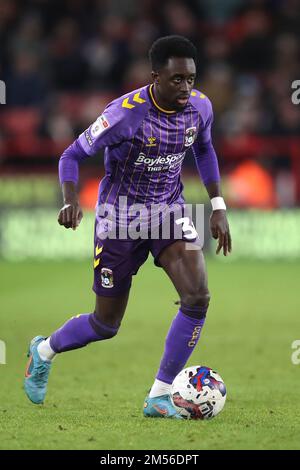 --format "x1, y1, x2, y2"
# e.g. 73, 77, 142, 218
37, 337, 56, 361
149, 379, 172, 398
